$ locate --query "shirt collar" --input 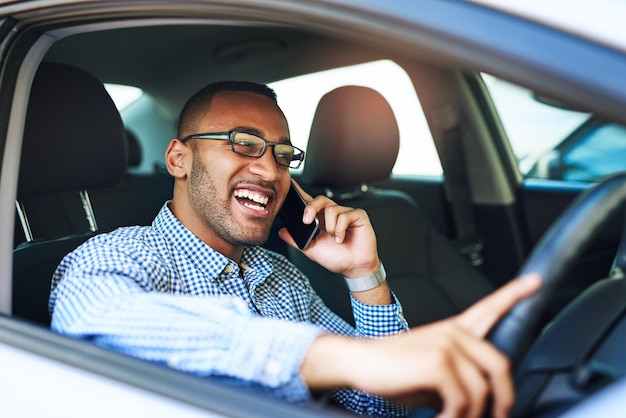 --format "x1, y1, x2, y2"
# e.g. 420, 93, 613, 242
153, 203, 274, 283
